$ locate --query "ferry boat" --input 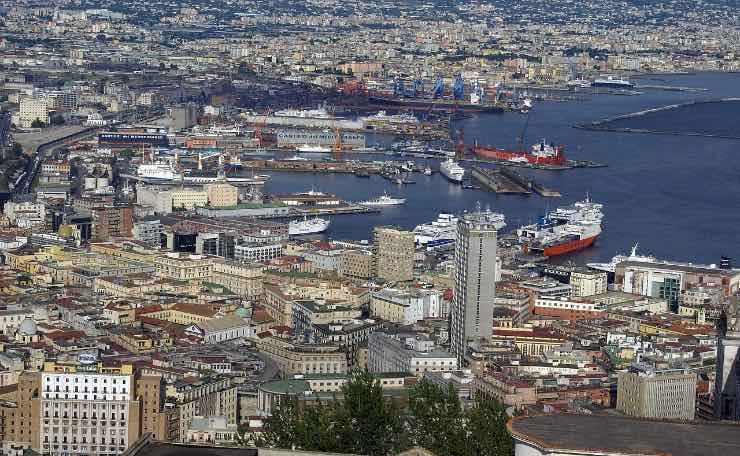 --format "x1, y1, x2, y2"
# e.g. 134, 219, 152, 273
296, 144, 332, 153
473, 139, 566, 166
414, 211, 505, 246
439, 158, 465, 183
289, 217, 331, 236
274, 108, 333, 119
591, 75, 634, 89
517, 197, 603, 257
359, 191, 406, 206
137, 161, 181, 181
